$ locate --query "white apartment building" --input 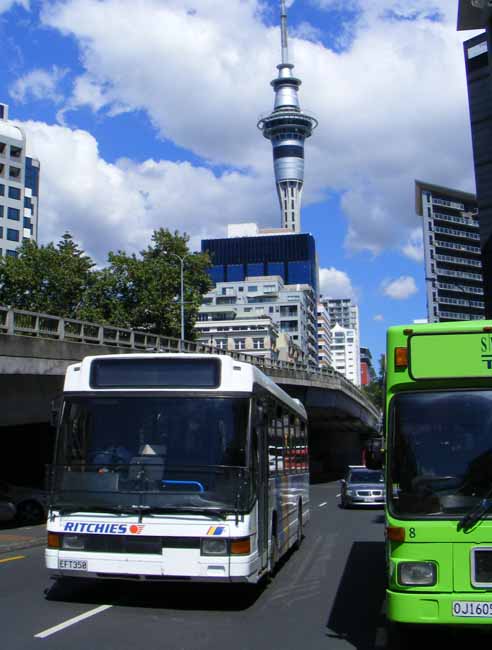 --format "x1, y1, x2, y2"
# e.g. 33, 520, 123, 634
330, 323, 361, 387
317, 303, 332, 368
0, 103, 40, 257
195, 275, 318, 365
321, 297, 361, 382
194, 312, 279, 361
